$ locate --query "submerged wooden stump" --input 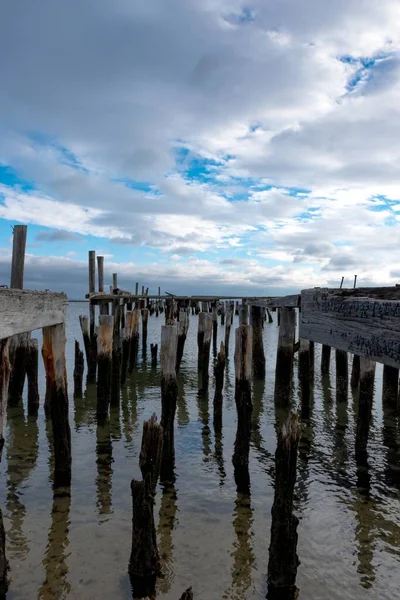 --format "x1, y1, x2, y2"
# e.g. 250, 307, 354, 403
250, 305, 266, 379
274, 308, 295, 405
129, 416, 163, 595
161, 324, 179, 481
267, 412, 301, 600
232, 324, 253, 494
97, 315, 113, 417
73, 340, 84, 398
42, 324, 71, 488
151, 343, 158, 368
213, 342, 226, 433
179, 588, 193, 600
355, 358, 376, 454
176, 310, 189, 372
